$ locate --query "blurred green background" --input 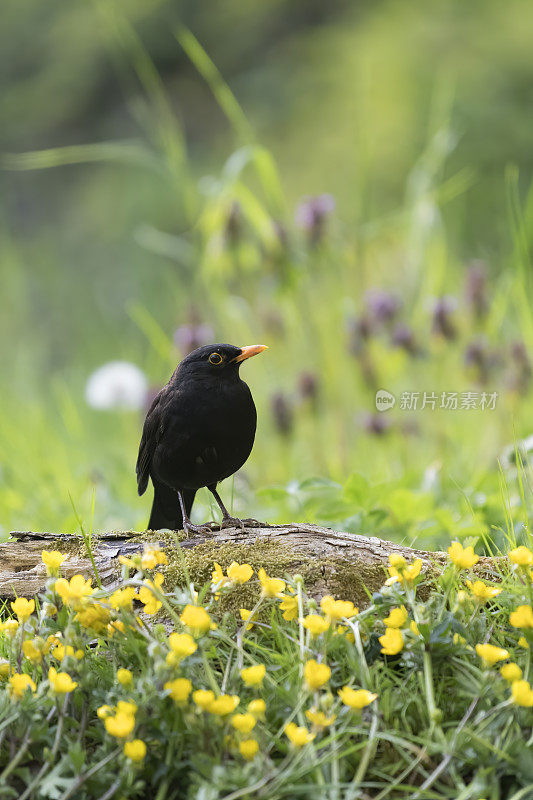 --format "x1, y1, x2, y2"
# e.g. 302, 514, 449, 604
1, 0, 533, 548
